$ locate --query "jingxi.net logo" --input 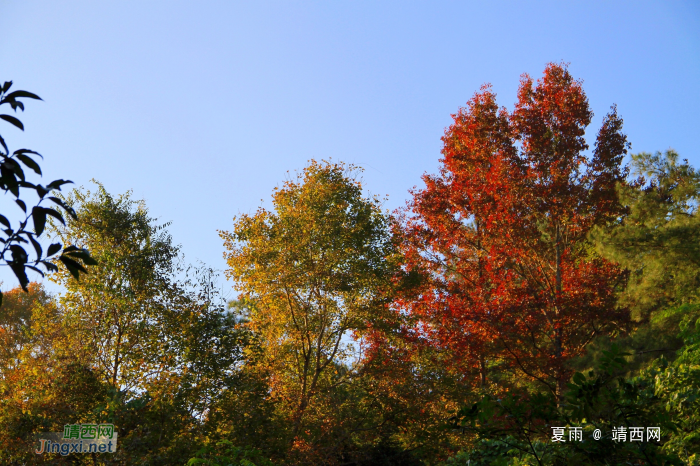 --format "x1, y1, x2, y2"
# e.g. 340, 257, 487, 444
35, 423, 117, 456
